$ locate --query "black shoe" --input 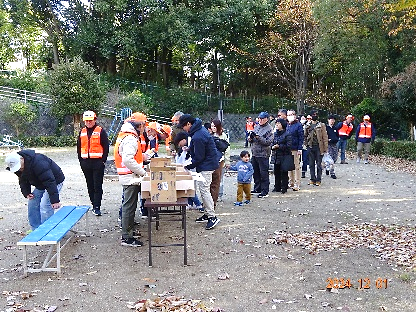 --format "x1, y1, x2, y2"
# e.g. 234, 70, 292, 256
196, 214, 209, 223
331, 174, 337, 179
121, 238, 143, 247
92, 208, 102, 216
251, 190, 261, 194
272, 188, 281, 192
301, 172, 306, 178
281, 189, 287, 194
325, 170, 329, 176
206, 216, 220, 230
